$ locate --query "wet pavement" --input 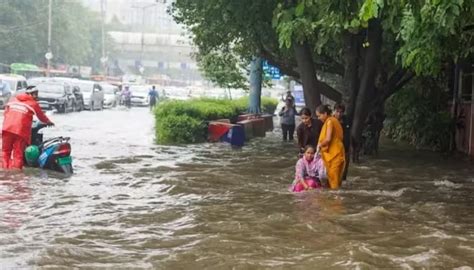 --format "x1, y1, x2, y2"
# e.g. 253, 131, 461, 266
0, 107, 473, 269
